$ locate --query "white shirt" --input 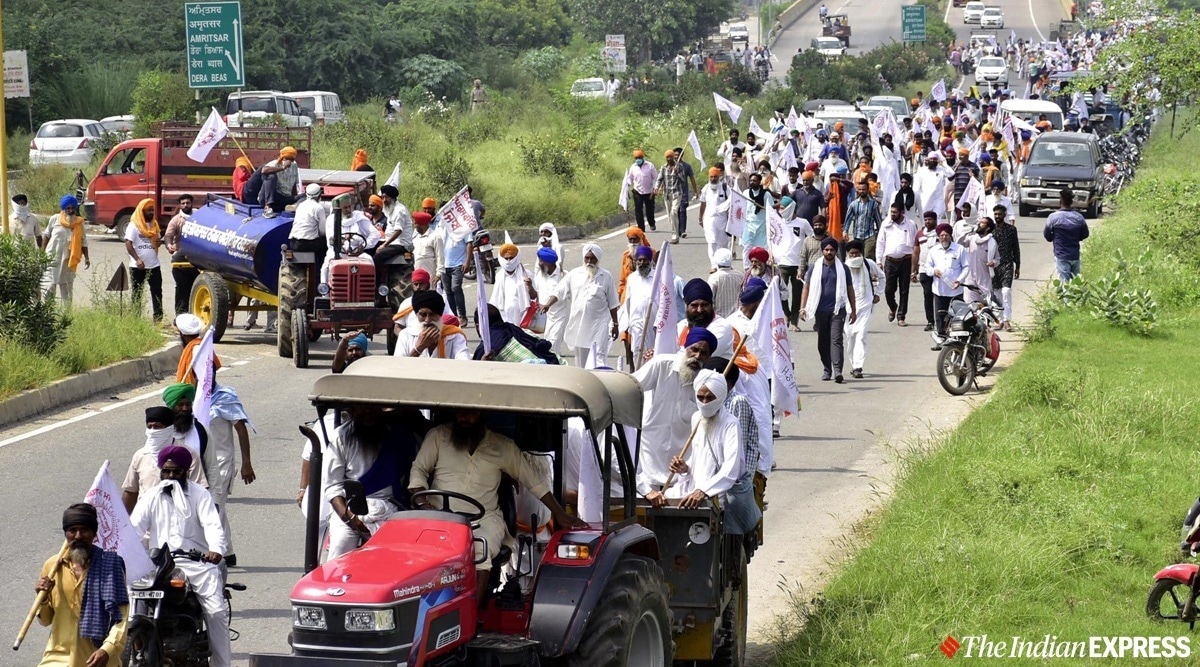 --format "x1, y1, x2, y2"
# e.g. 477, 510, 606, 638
874, 216, 918, 264
924, 242, 969, 297
618, 269, 654, 338
323, 422, 392, 502
291, 197, 329, 241
674, 410, 742, 500
983, 193, 1015, 222
123, 222, 161, 269
847, 260, 884, 310
725, 310, 774, 474
554, 266, 619, 350
777, 218, 812, 267
914, 165, 950, 219
9, 205, 39, 242
393, 326, 471, 359
325, 211, 380, 252
131, 480, 227, 555
412, 227, 444, 275
633, 354, 698, 496
382, 200, 413, 247
700, 181, 731, 226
